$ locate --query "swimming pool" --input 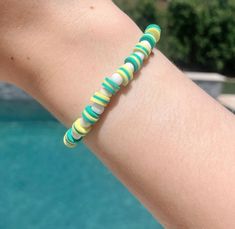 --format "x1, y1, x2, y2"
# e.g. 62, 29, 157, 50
0, 98, 163, 228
